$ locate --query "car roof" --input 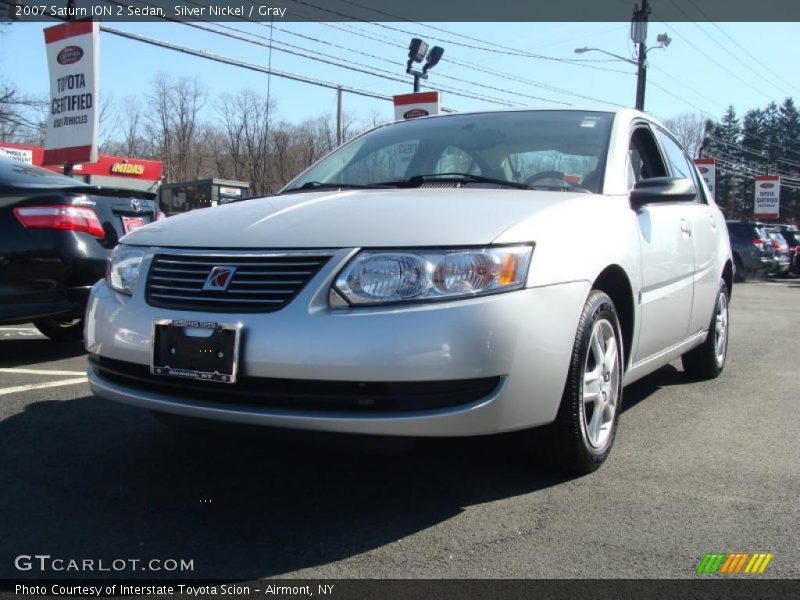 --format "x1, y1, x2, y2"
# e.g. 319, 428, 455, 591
391, 107, 664, 129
